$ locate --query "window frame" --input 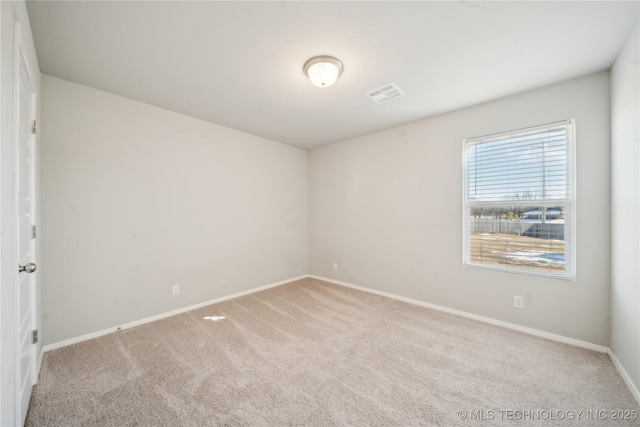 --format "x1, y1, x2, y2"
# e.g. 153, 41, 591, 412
462, 119, 576, 280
